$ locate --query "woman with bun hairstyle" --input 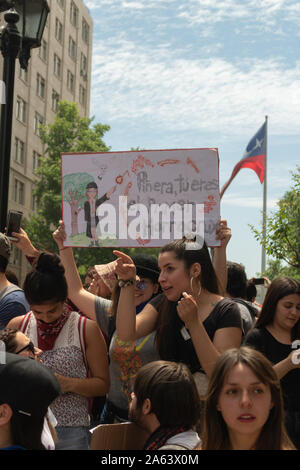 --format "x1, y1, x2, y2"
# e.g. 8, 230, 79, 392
7, 252, 109, 450
11, 224, 161, 425
200, 347, 295, 450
